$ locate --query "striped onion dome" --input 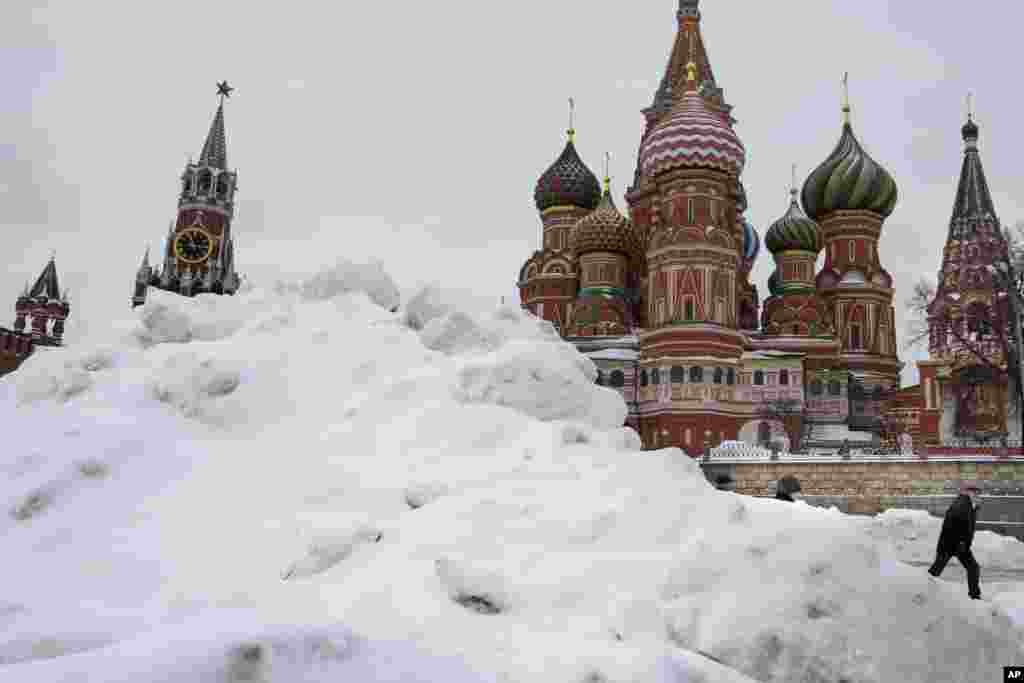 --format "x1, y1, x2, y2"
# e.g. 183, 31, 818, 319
742, 217, 760, 262
571, 182, 638, 257
801, 120, 898, 220
534, 132, 602, 212
765, 190, 823, 254
638, 89, 745, 178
